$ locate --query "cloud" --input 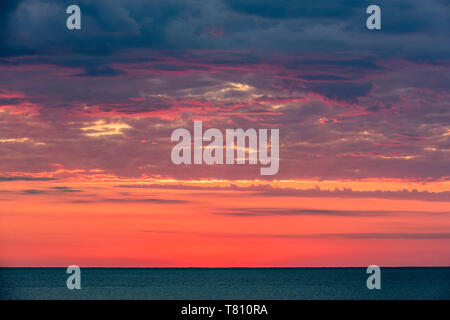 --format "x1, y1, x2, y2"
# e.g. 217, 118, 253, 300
214, 207, 449, 217
49, 186, 82, 192
21, 186, 82, 194
0, 2, 449, 182
0, 0, 448, 63
213, 232, 450, 239
140, 229, 179, 234
307, 81, 373, 103
71, 197, 189, 204
253, 186, 450, 202
0, 176, 56, 181
81, 120, 131, 136
138, 229, 450, 240
116, 184, 450, 202
73, 65, 126, 77
22, 189, 45, 194
223, 0, 368, 19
